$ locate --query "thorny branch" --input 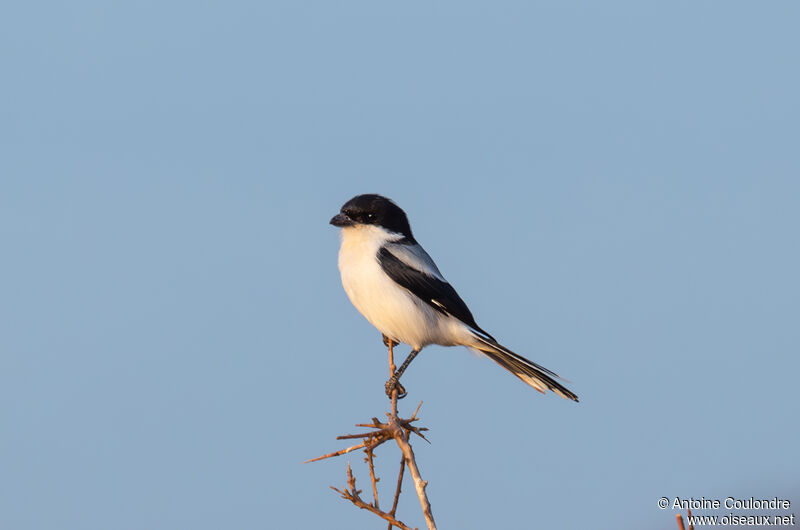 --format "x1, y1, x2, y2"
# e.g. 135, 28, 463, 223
366, 446, 379, 509
330, 462, 413, 530
387, 456, 406, 530
306, 340, 437, 529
